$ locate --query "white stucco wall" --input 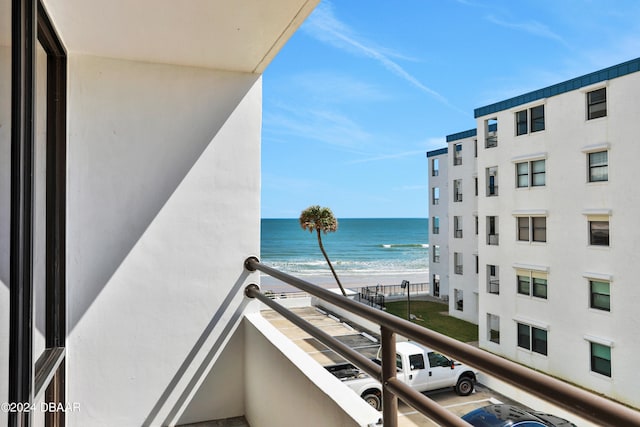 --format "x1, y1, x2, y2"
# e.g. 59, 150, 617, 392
243, 313, 381, 427
64, 54, 262, 426
477, 71, 640, 409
